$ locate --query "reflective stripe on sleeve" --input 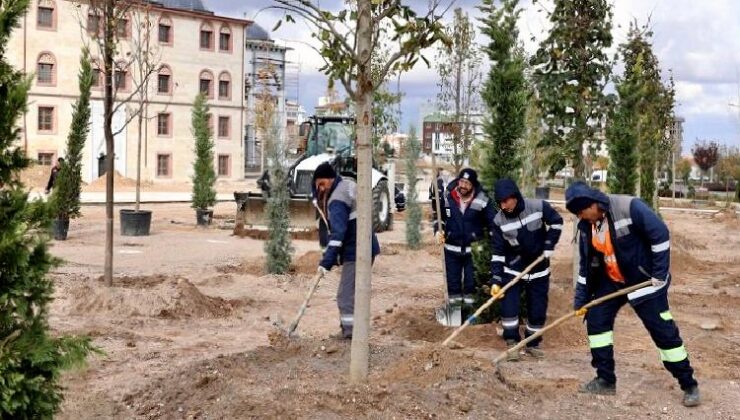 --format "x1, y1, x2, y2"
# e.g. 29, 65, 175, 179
577, 276, 587, 285
549, 224, 563, 230
328, 240, 343, 247
651, 240, 670, 253
491, 255, 505, 263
